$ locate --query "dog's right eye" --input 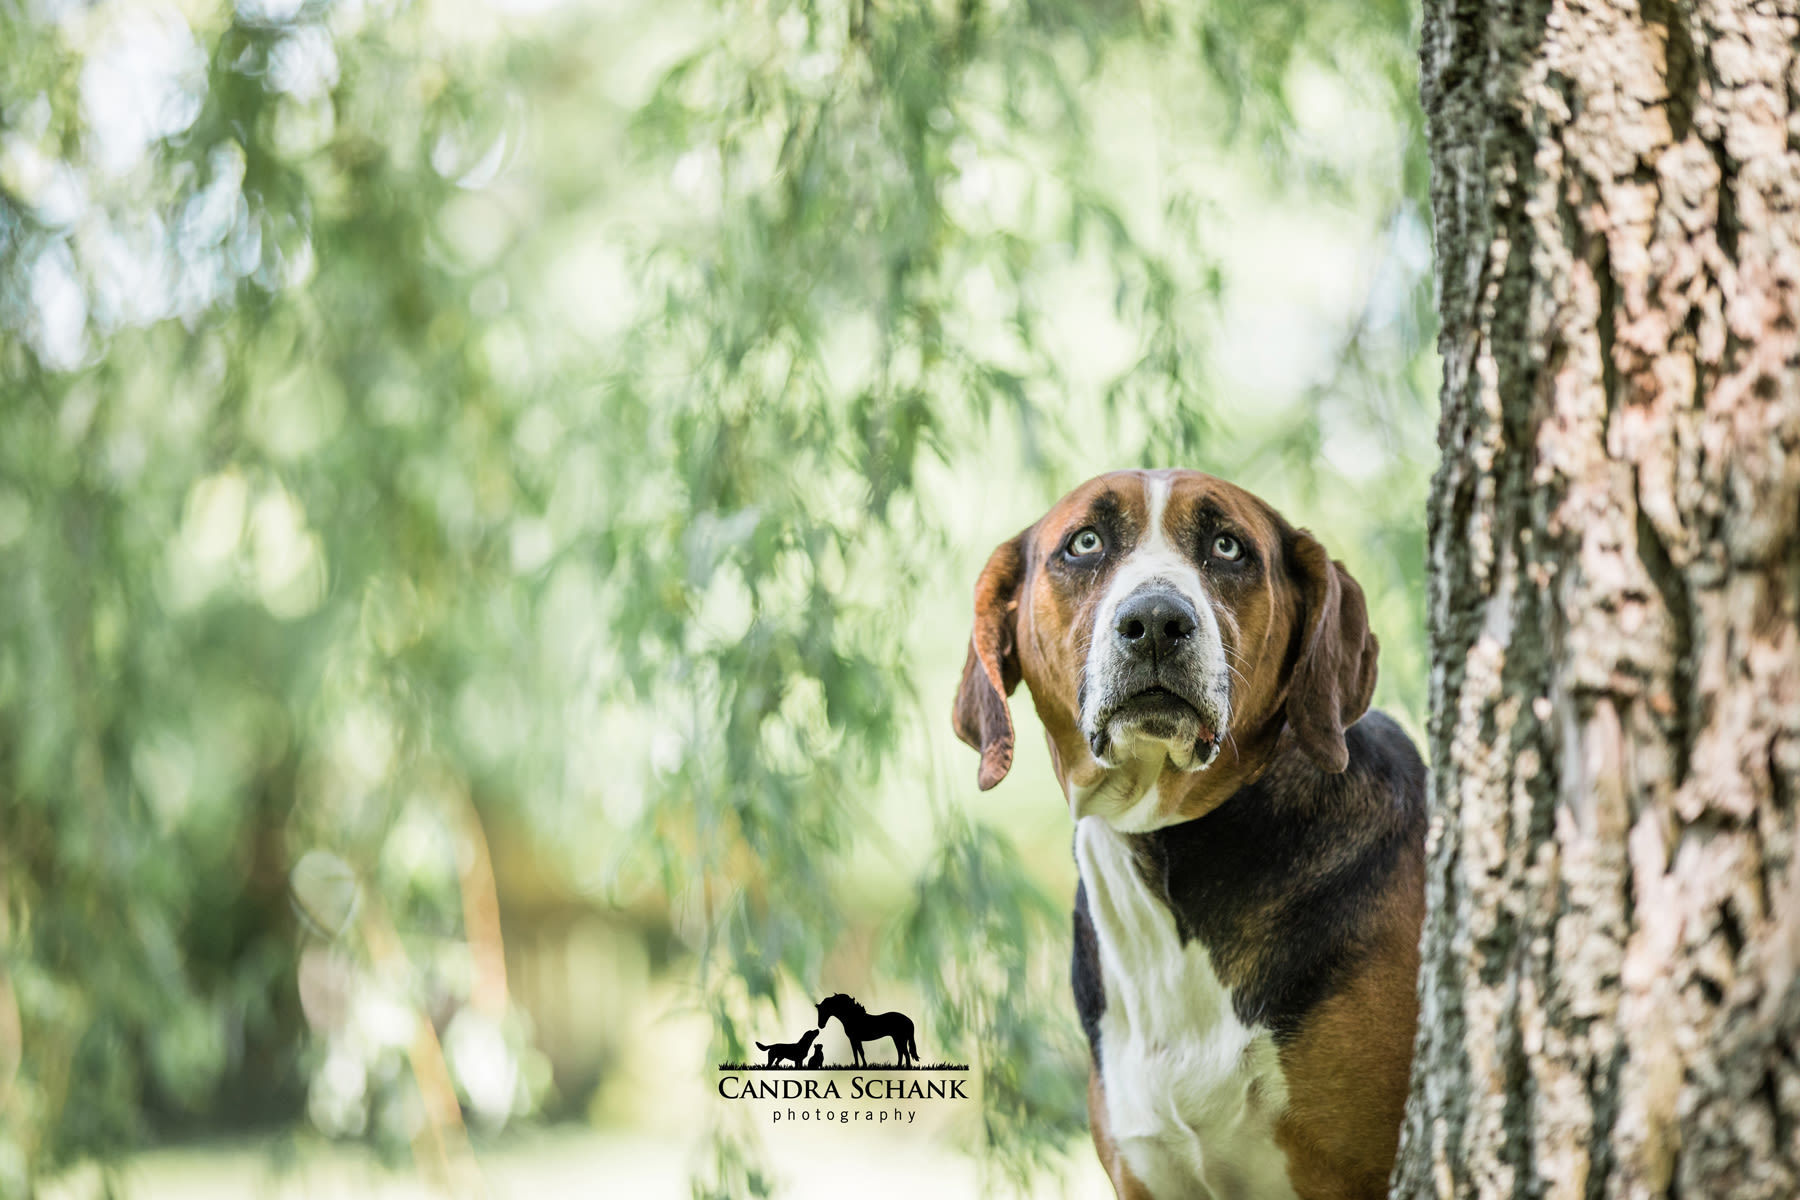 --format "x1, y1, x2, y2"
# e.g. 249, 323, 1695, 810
1066, 528, 1104, 558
